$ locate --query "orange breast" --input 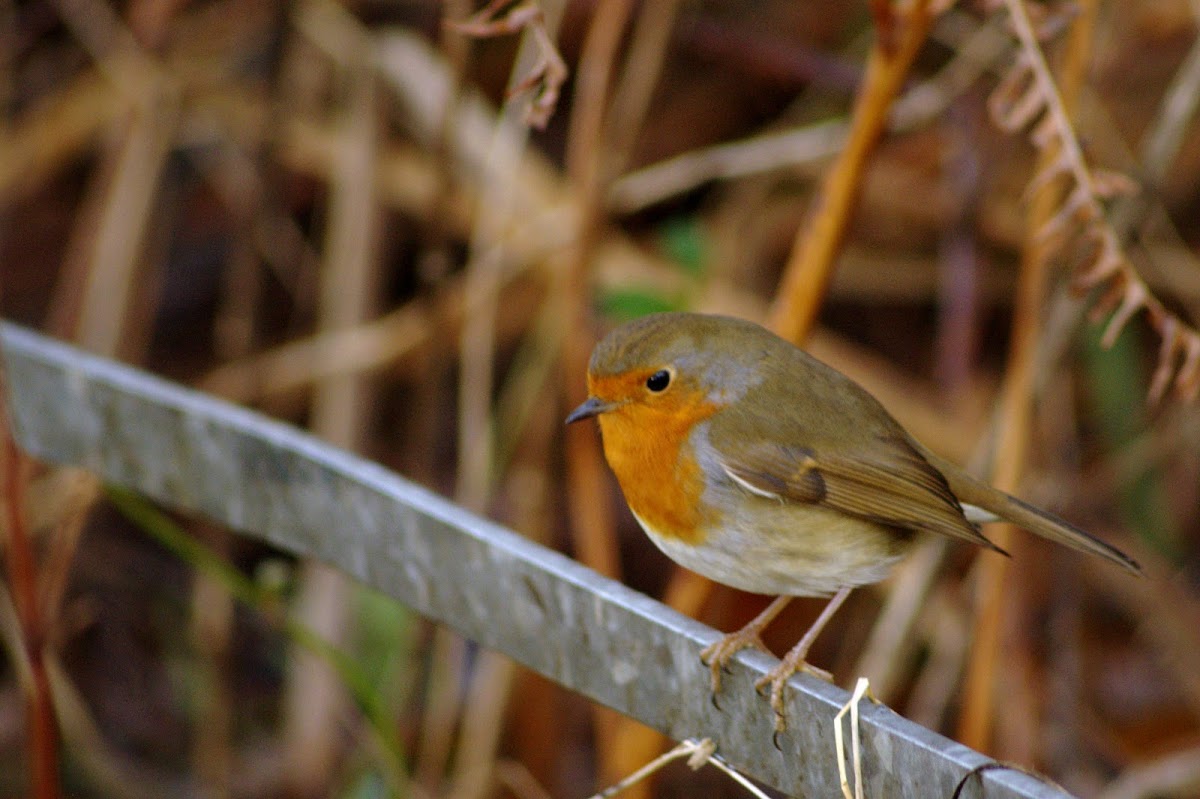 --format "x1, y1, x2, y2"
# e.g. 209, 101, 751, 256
596, 399, 718, 545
